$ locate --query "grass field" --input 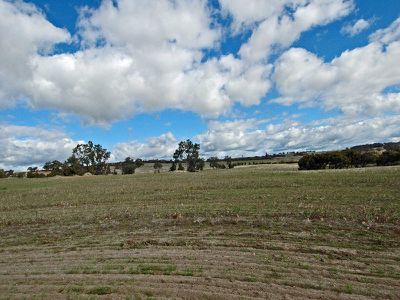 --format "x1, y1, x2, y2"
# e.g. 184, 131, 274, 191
134, 156, 301, 174
0, 165, 399, 299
